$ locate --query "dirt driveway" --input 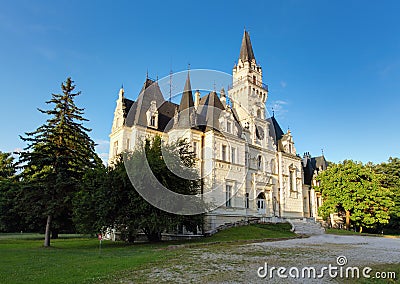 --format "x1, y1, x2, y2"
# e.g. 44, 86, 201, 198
122, 234, 400, 283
